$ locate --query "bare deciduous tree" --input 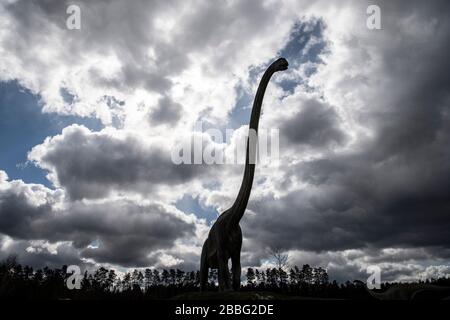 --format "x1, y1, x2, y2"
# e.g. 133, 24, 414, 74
267, 247, 289, 270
